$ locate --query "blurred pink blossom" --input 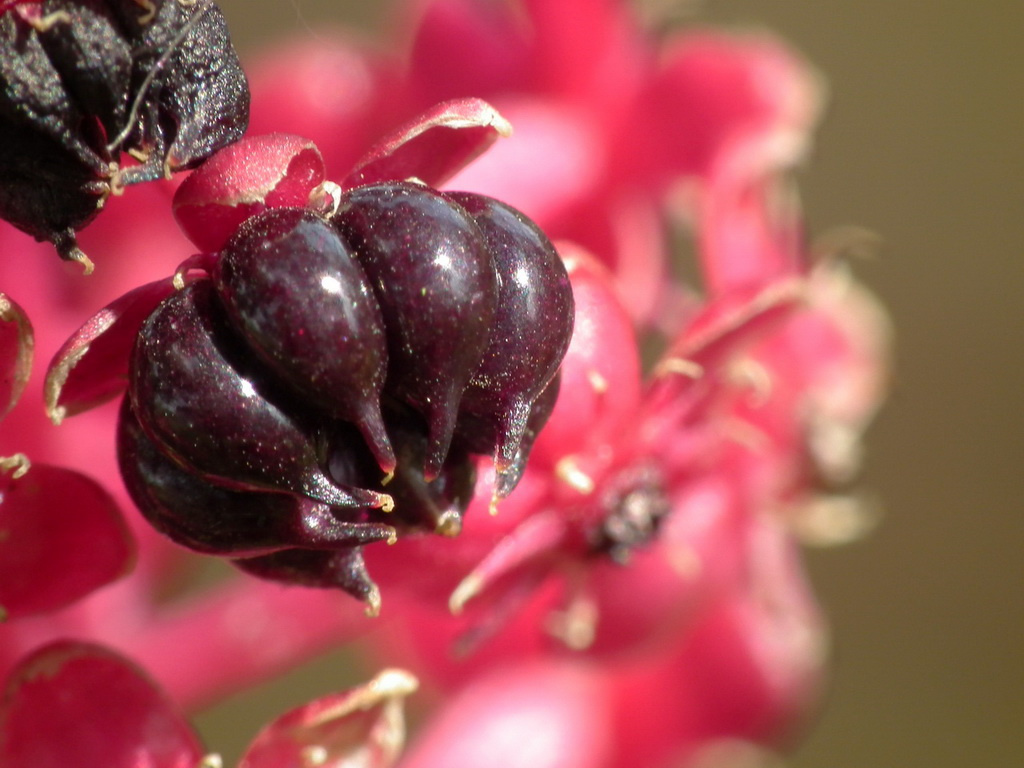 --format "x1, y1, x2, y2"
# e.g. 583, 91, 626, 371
0, 0, 890, 765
